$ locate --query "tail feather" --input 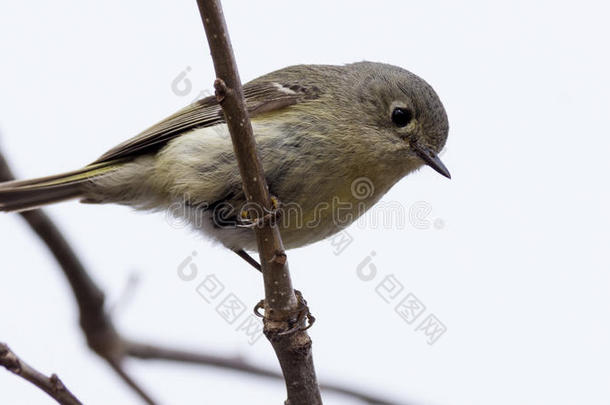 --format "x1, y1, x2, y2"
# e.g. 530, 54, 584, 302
0, 162, 122, 212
